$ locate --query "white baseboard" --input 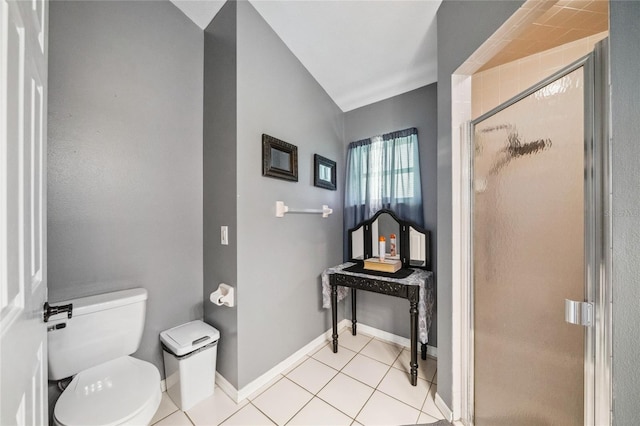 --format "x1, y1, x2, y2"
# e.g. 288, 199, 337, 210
215, 319, 437, 403
217, 319, 350, 402
160, 379, 166, 392
435, 391, 454, 423
214, 371, 237, 402
356, 323, 438, 358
